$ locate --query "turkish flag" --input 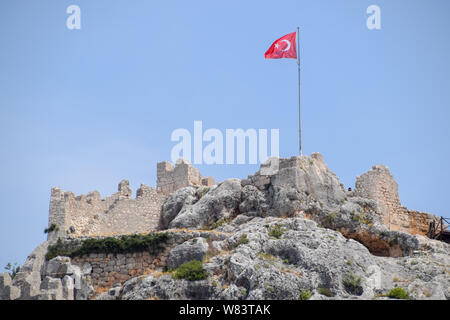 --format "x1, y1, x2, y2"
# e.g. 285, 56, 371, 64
265, 32, 297, 59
